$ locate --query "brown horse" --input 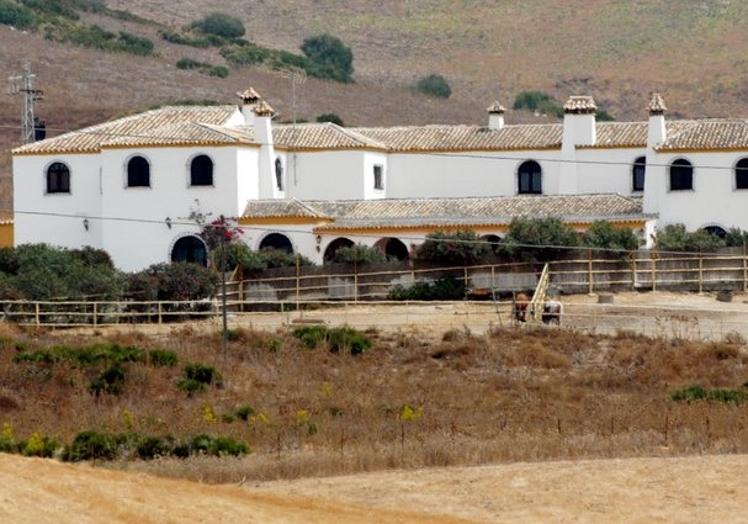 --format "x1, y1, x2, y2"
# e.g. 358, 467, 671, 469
514, 292, 530, 322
